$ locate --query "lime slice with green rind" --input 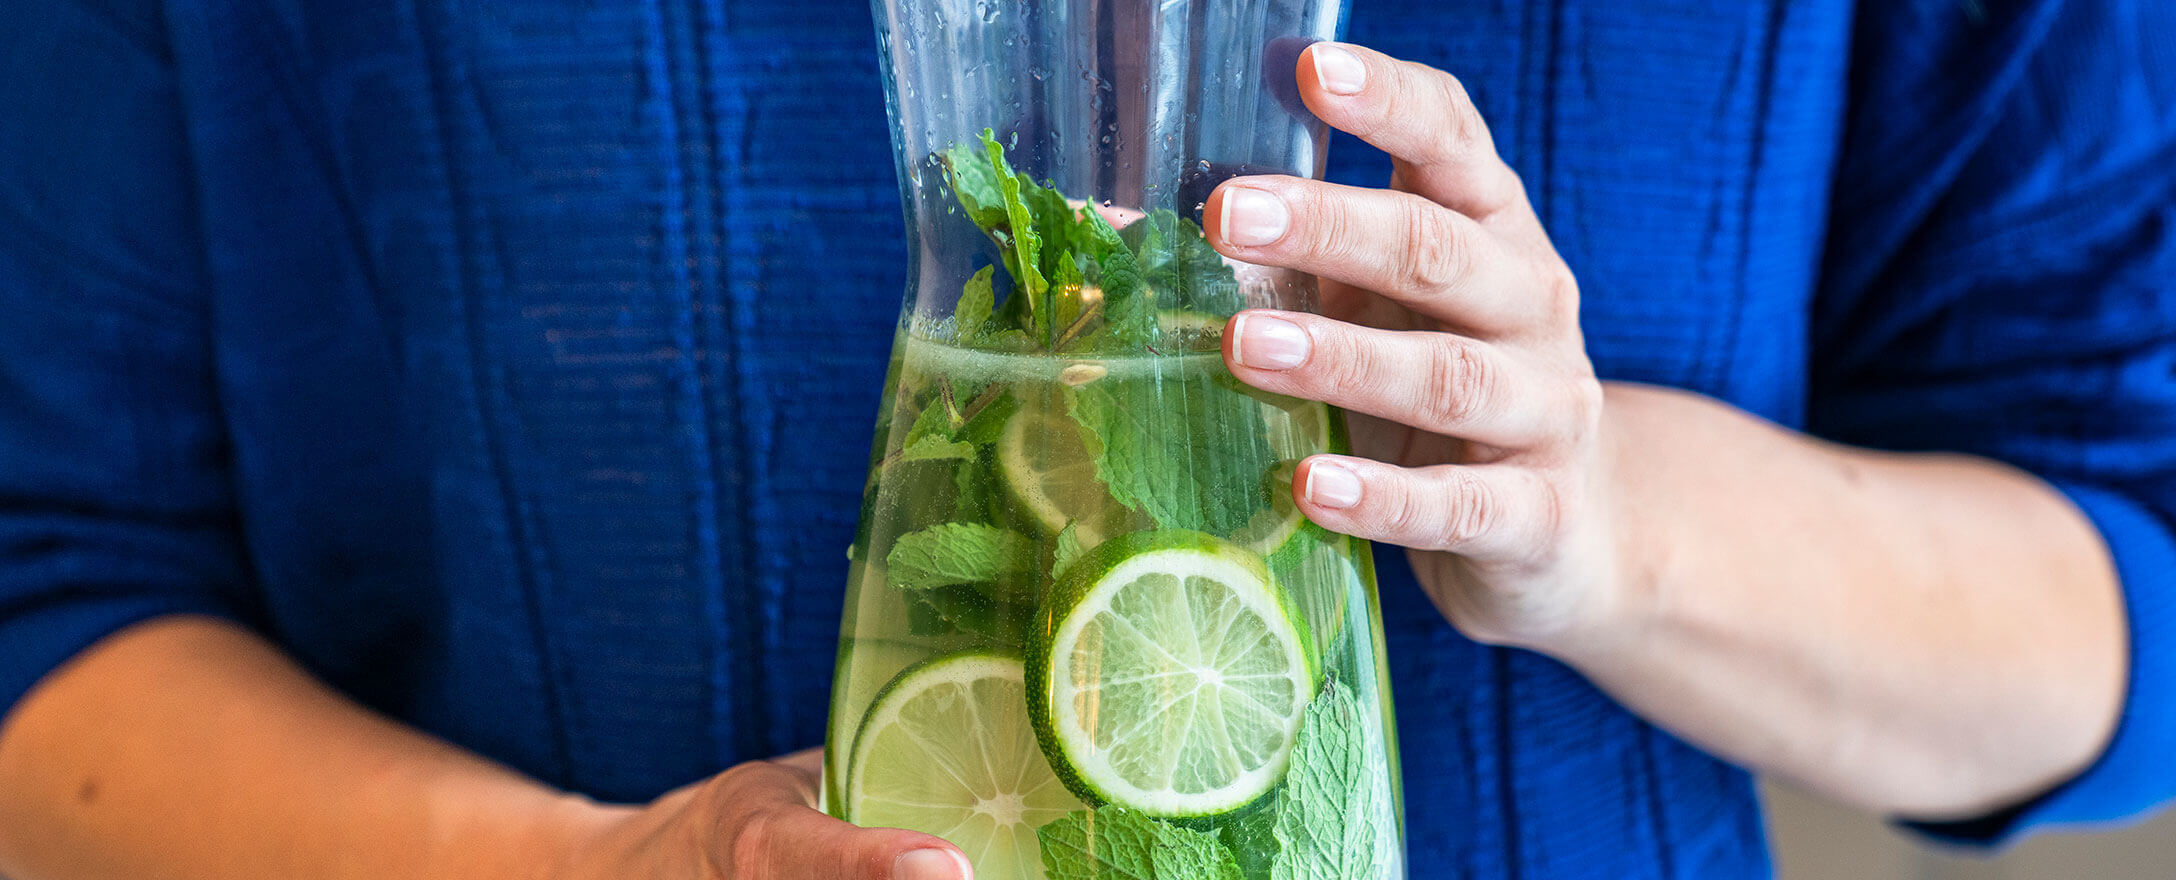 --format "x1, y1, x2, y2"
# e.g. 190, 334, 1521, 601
1267, 520, 1359, 667
1156, 309, 1229, 350
1027, 530, 1316, 819
846, 650, 1085, 879
1261, 396, 1332, 458
1232, 460, 1306, 555
996, 397, 1123, 544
